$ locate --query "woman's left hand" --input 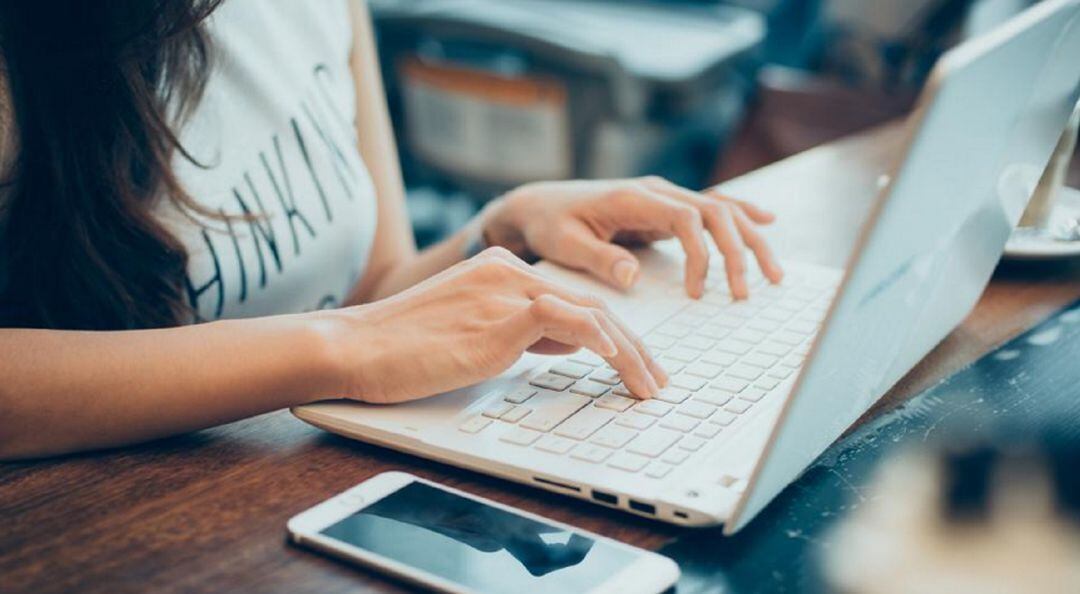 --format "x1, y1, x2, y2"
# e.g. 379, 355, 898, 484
482, 177, 784, 299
